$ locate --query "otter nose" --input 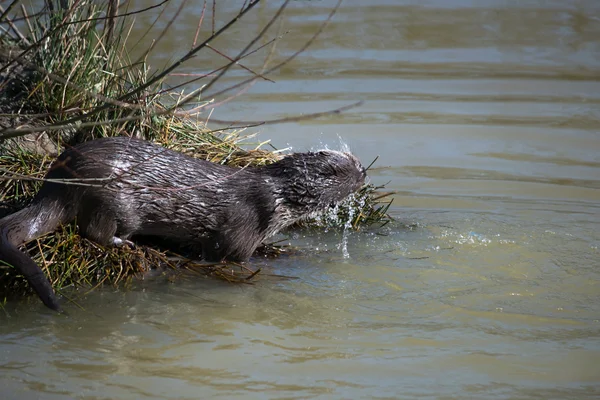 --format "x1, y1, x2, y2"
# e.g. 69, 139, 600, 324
360, 167, 367, 181
362, 170, 370, 185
